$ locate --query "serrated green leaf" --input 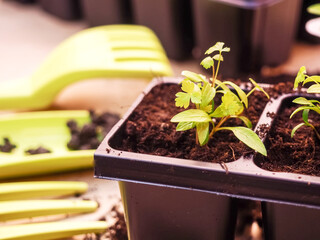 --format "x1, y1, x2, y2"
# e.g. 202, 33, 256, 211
175, 92, 191, 108
307, 84, 320, 94
294, 66, 307, 89
181, 79, 195, 93
191, 91, 202, 104
181, 71, 205, 82
224, 81, 248, 108
201, 82, 216, 108
291, 123, 306, 138
171, 109, 212, 123
200, 56, 214, 69
211, 91, 243, 117
196, 122, 209, 146
292, 97, 314, 106
213, 54, 223, 61
176, 122, 196, 131
219, 127, 267, 156
248, 78, 270, 99
307, 3, 320, 15
205, 42, 225, 54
